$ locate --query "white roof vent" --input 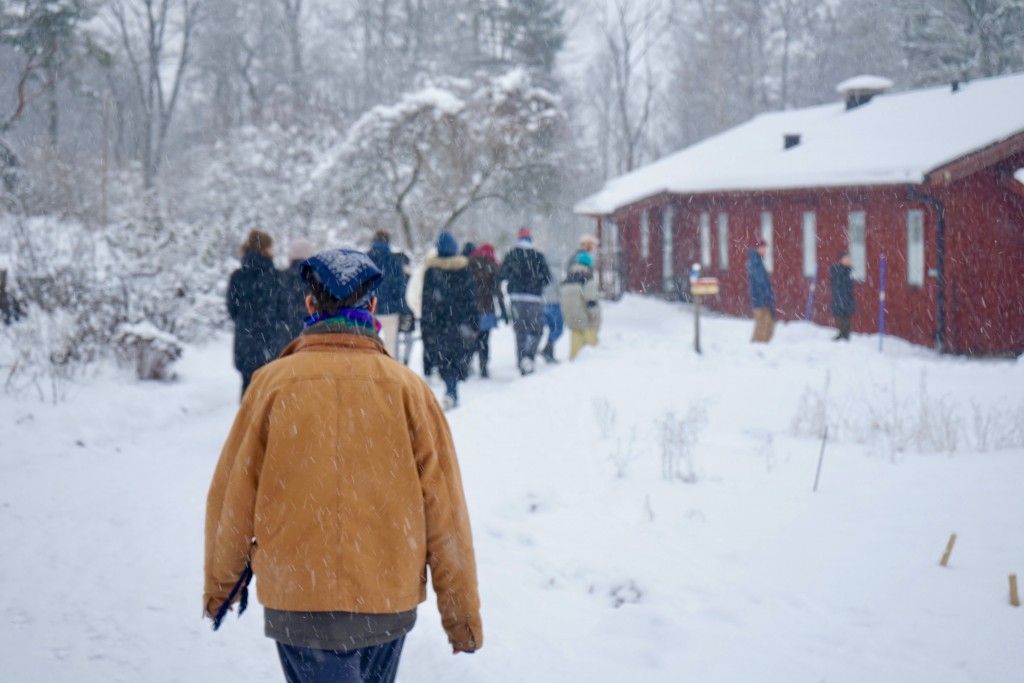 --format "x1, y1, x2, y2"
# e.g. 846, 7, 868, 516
836, 75, 894, 110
